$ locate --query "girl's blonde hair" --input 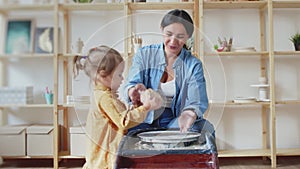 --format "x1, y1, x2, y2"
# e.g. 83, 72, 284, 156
73, 45, 123, 84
